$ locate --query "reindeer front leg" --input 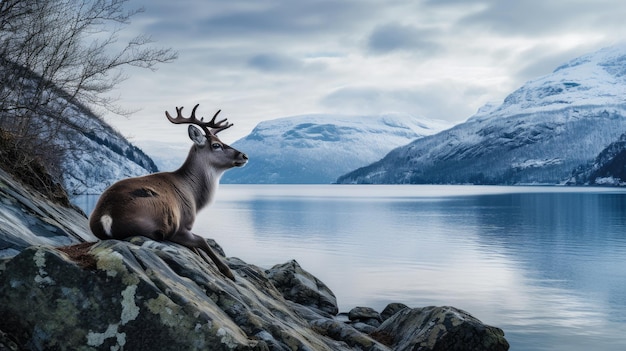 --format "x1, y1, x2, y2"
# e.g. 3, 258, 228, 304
169, 229, 236, 281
